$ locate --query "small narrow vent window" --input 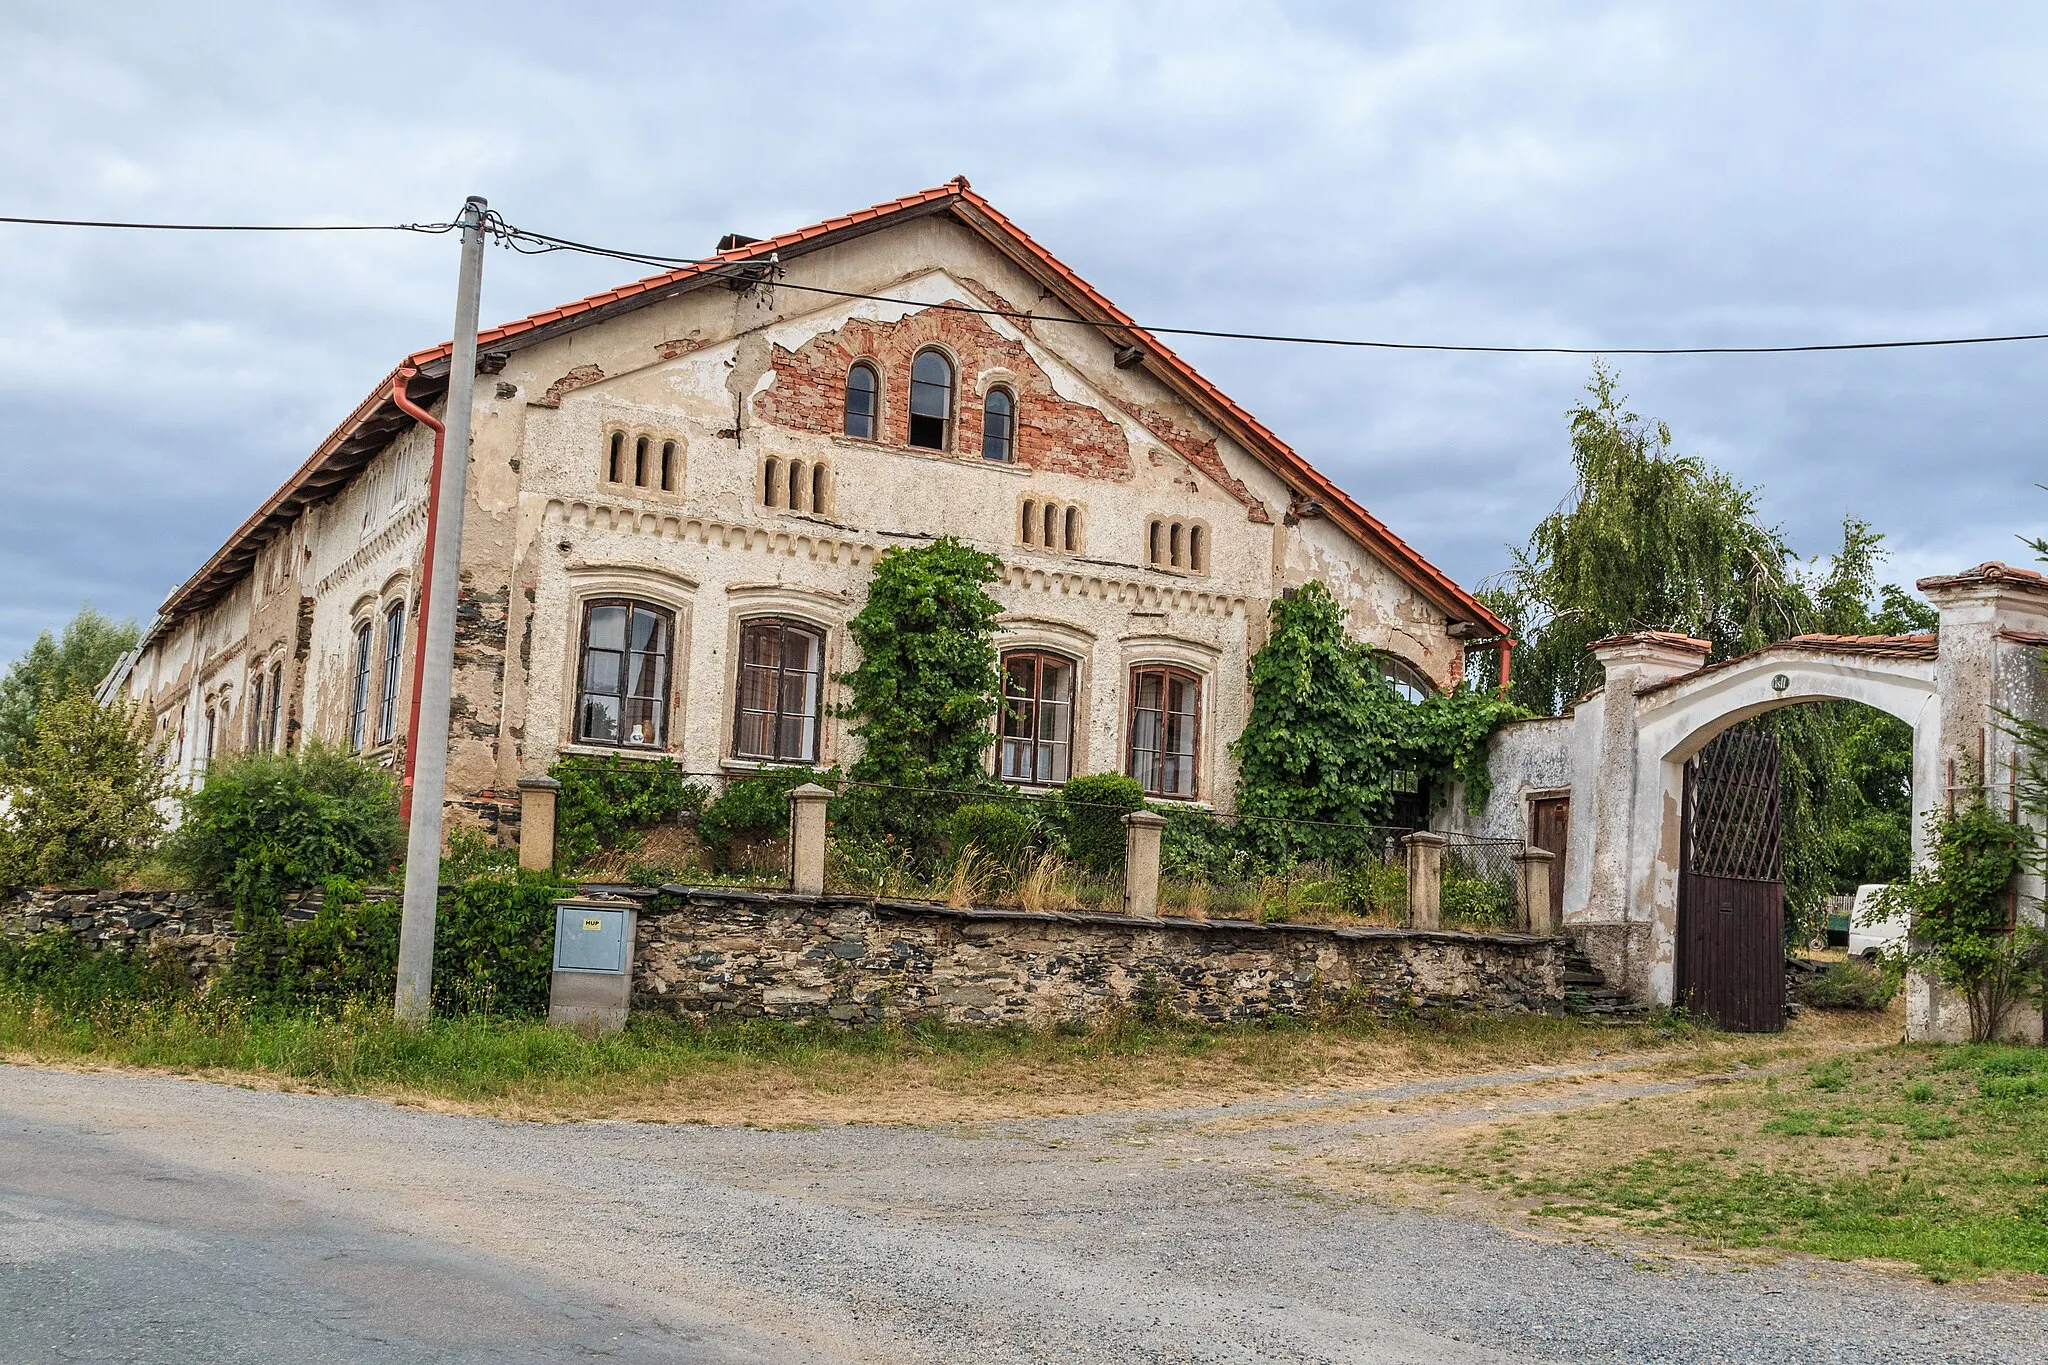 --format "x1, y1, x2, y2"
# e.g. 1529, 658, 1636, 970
608, 431, 625, 483
762, 457, 783, 507
634, 436, 651, 487
812, 464, 830, 516
789, 459, 808, 512
1144, 517, 1210, 574
660, 441, 678, 492
1017, 496, 1085, 555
